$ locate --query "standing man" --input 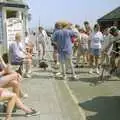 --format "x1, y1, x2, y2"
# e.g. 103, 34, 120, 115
104, 26, 120, 74
89, 24, 103, 74
76, 28, 89, 68
51, 23, 61, 68
53, 23, 77, 80
37, 26, 48, 61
